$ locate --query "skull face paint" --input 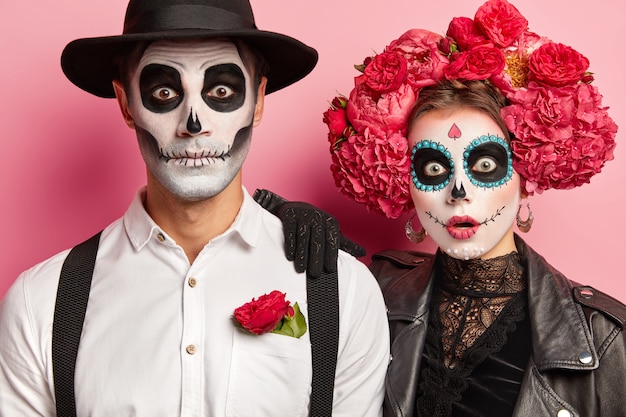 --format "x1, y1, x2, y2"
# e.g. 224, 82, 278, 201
125, 40, 258, 201
408, 108, 521, 260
